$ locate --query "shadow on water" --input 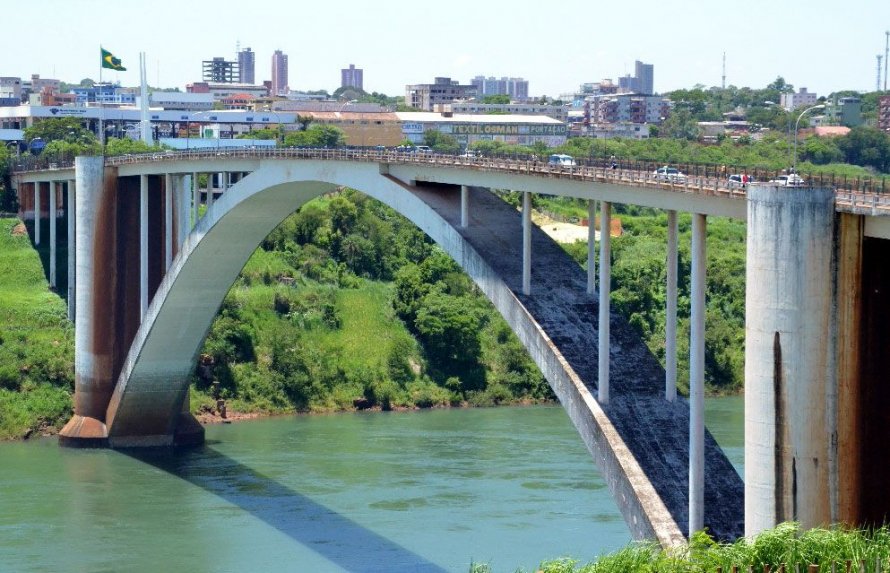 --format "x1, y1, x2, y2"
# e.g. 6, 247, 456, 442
126, 445, 448, 573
